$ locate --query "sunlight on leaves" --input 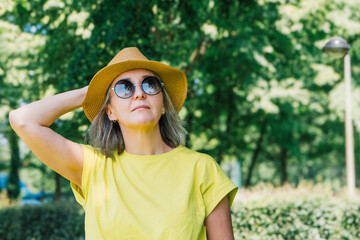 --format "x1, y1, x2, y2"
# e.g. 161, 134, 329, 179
43, 0, 65, 11
253, 52, 276, 73
0, 0, 15, 15
311, 63, 340, 86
